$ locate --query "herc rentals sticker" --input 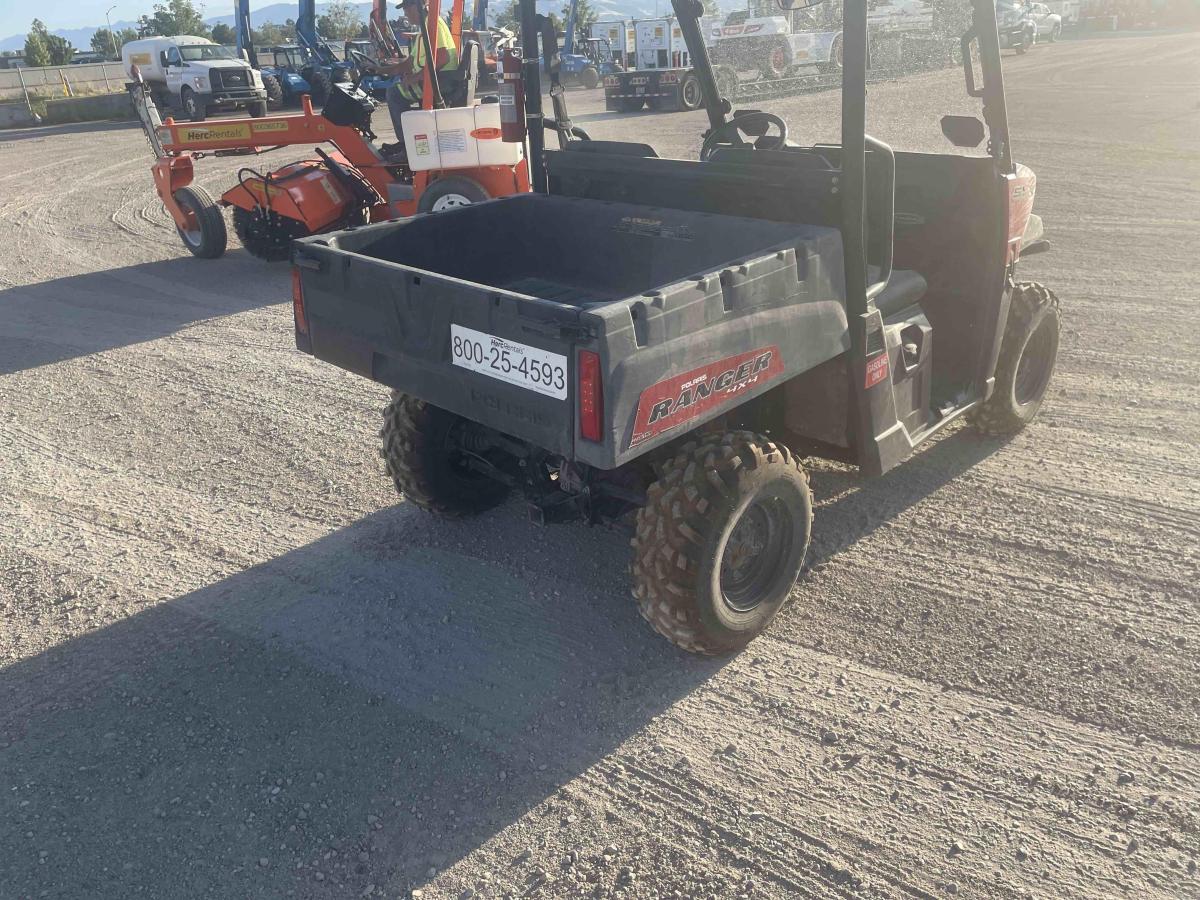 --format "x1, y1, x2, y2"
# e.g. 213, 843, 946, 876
629, 346, 784, 448
178, 123, 250, 143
